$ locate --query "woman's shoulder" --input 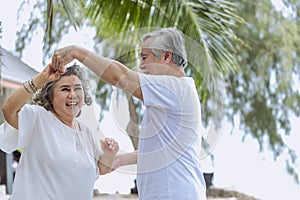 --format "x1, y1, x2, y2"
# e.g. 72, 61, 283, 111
19, 105, 54, 123
21, 104, 47, 113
